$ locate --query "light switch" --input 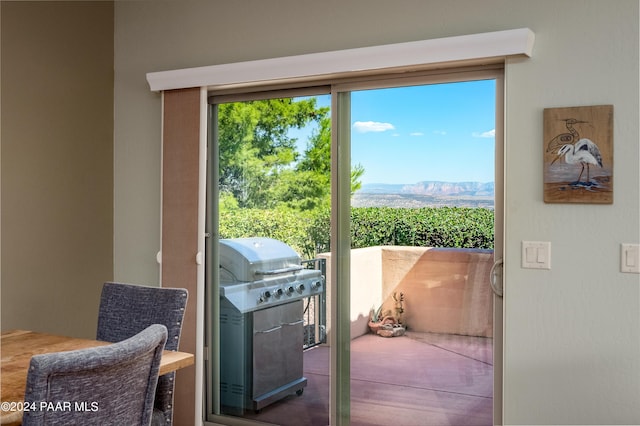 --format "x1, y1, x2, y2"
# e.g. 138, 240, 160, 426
537, 247, 547, 263
525, 246, 536, 263
621, 244, 640, 273
522, 241, 551, 270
